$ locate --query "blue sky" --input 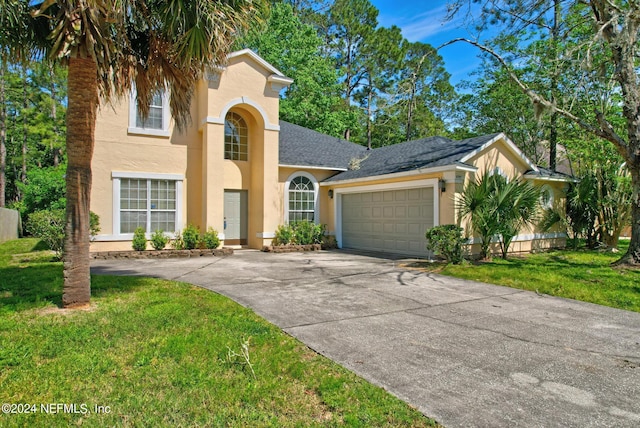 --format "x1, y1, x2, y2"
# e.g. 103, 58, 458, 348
370, 0, 488, 88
